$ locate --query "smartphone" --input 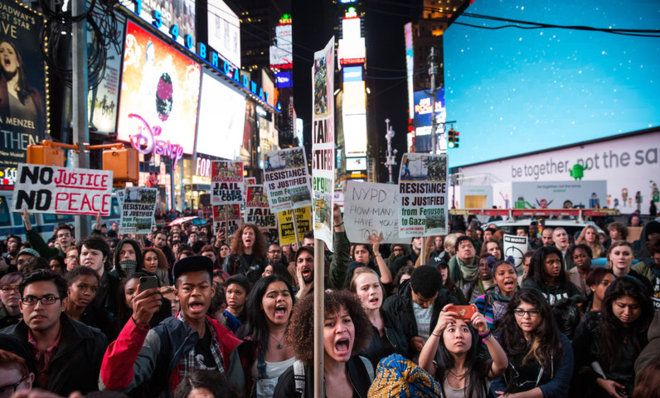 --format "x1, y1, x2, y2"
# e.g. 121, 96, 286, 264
139, 275, 159, 292
445, 304, 478, 321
